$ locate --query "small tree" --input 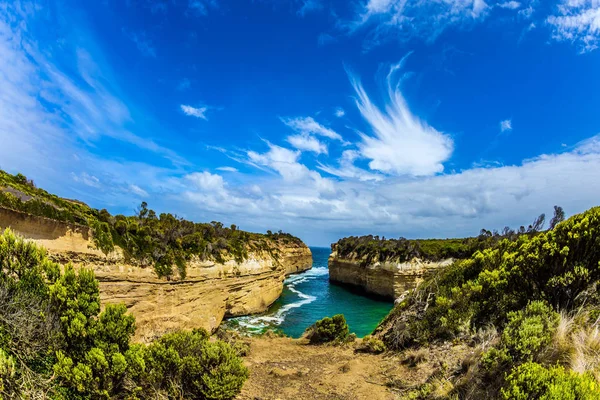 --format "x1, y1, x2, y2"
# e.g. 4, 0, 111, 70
549, 206, 565, 229
305, 314, 350, 344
